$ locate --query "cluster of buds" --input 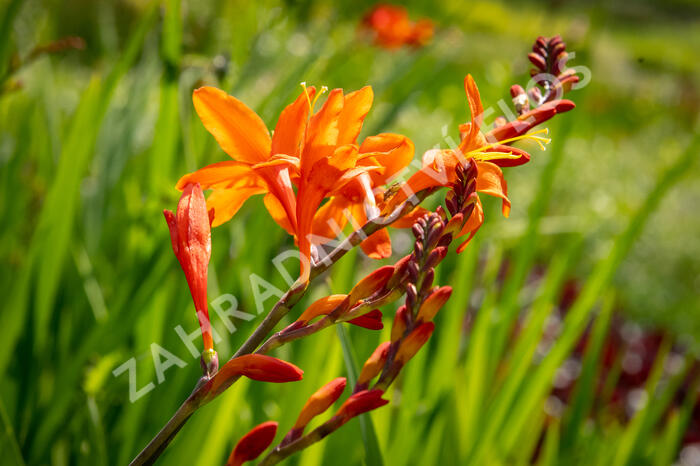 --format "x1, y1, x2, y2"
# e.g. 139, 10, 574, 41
489, 36, 578, 142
